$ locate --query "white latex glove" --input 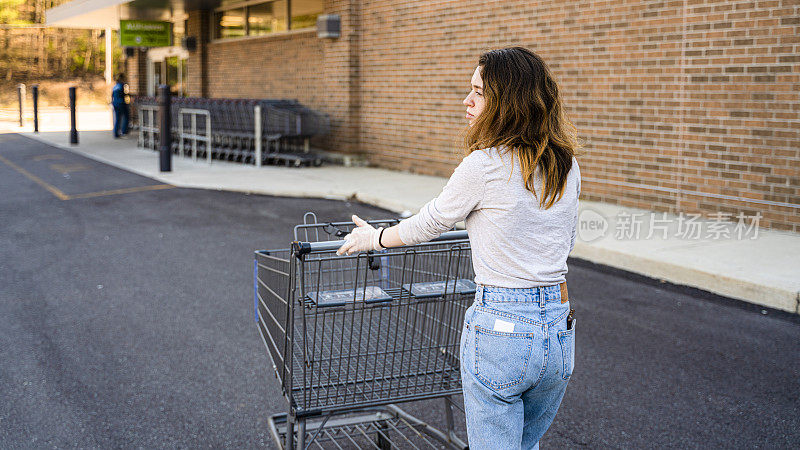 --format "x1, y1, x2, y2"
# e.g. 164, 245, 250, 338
336, 215, 383, 256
